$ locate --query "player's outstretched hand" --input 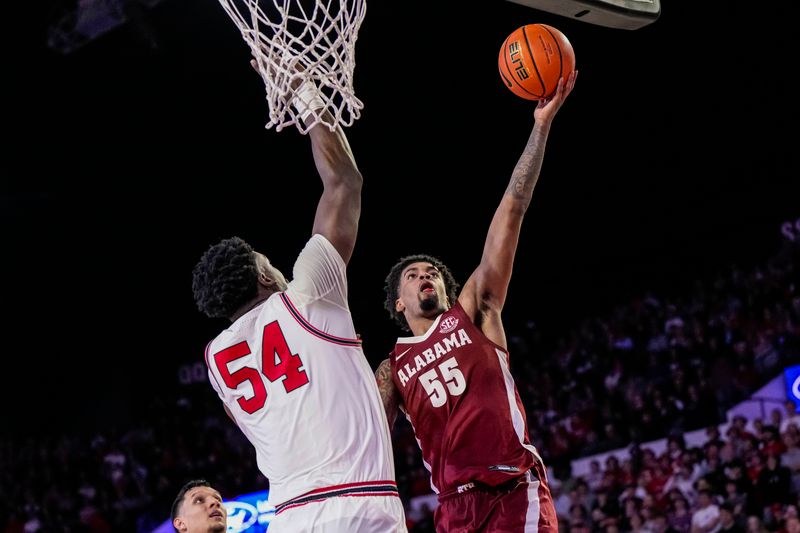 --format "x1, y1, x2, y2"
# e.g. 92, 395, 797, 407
534, 70, 577, 124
